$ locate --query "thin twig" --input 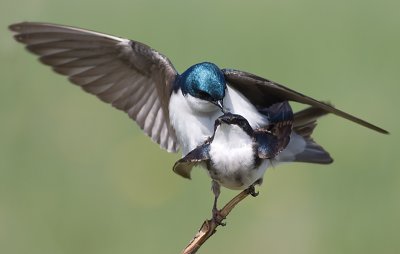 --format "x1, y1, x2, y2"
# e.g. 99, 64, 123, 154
182, 189, 252, 254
